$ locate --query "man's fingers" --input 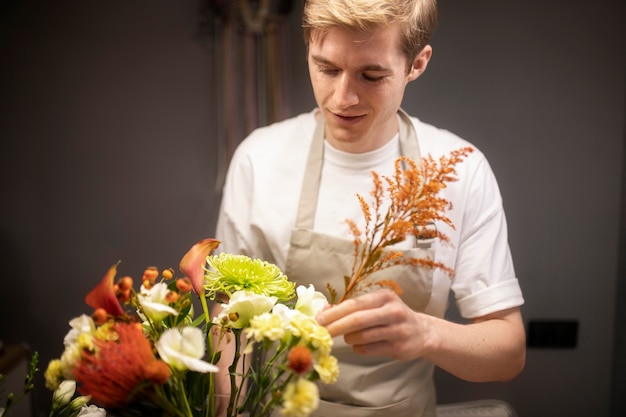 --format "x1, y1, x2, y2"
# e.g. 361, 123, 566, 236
317, 291, 394, 336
